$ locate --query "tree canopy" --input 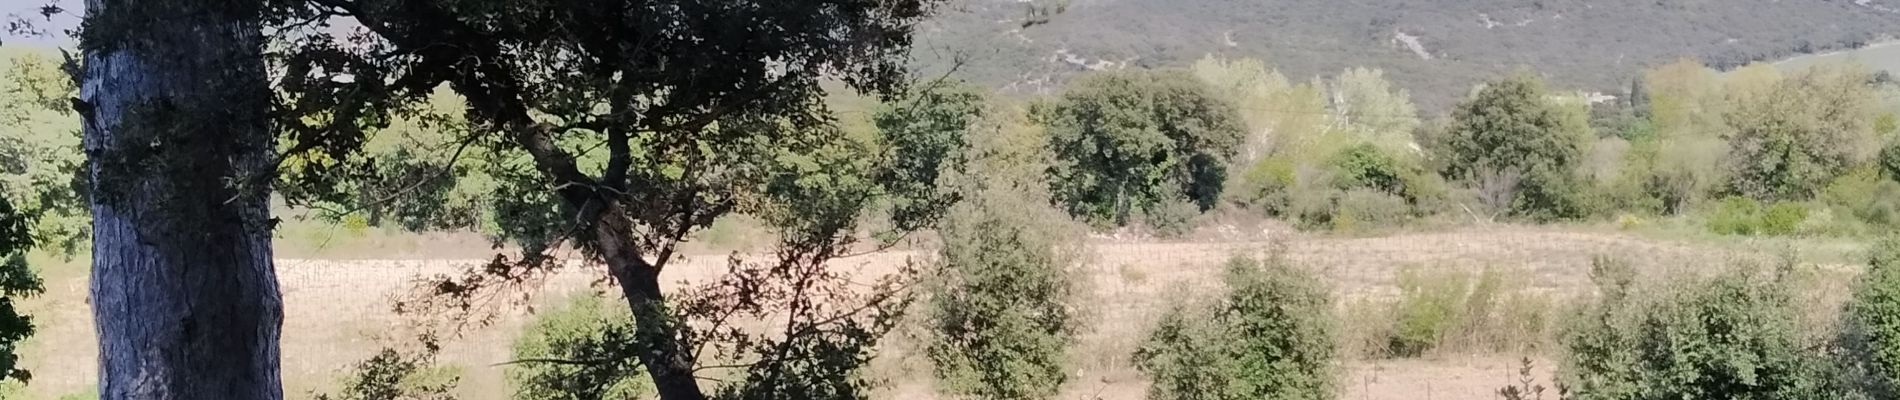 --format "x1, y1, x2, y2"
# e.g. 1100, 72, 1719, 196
1438, 72, 1593, 220
0, 193, 41, 385
1725, 63, 1878, 202
1037, 70, 1245, 226
266, 1, 951, 399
